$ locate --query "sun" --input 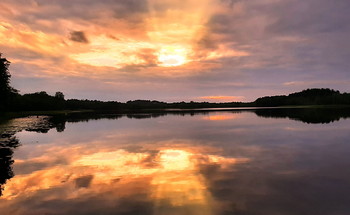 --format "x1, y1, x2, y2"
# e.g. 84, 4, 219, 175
157, 45, 189, 67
